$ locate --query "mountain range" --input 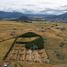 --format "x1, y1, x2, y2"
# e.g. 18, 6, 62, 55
0, 11, 67, 22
